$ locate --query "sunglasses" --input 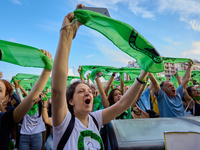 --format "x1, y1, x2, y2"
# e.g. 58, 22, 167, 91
192, 89, 198, 91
